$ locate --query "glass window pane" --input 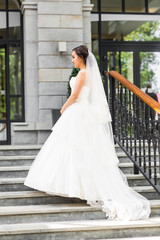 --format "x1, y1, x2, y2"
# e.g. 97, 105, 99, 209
124, 21, 160, 41
121, 52, 133, 83
107, 52, 120, 72
148, 0, 160, 13
0, 0, 6, 9
10, 97, 22, 120
101, 0, 122, 12
102, 20, 160, 41
8, 0, 20, 10
9, 46, 21, 95
107, 51, 133, 83
140, 52, 160, 93
0, 48, 6, 120
0, 12, 6, 40
92, 21, 98, 41
9, 12, 20, 39
125, 0, 145, 13
91, 0, 98, 12
91, 21, 99, 65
